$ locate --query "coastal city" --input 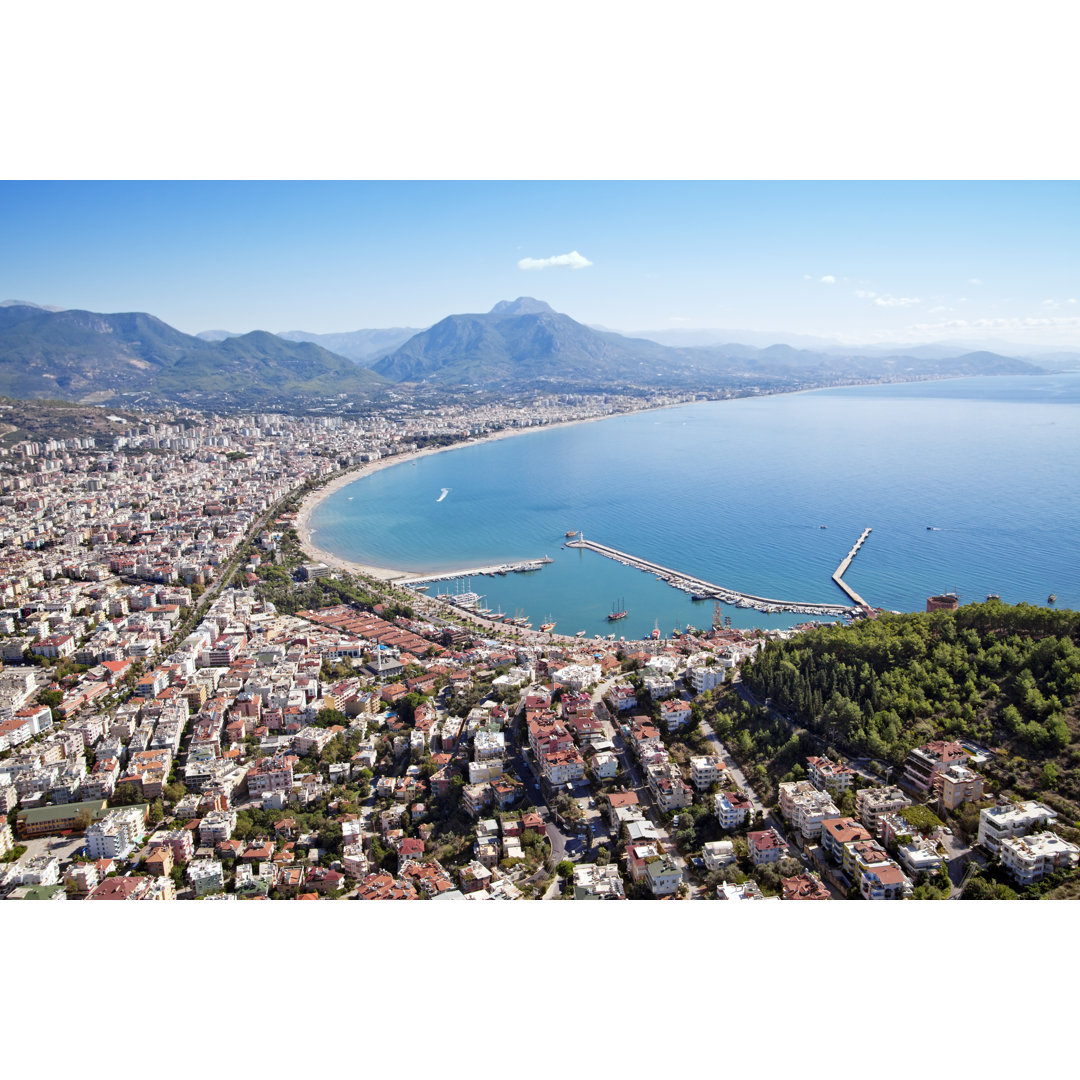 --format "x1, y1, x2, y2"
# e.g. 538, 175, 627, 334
3, 395, 1075, 901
